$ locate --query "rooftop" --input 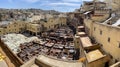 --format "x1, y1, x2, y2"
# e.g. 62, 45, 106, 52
86, 49, 104, 62
80, 36, 93, 48
1, 34, 39, 54
77, 26, 85, 29
0, 21, 12, 28
77, 32, 86, 37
